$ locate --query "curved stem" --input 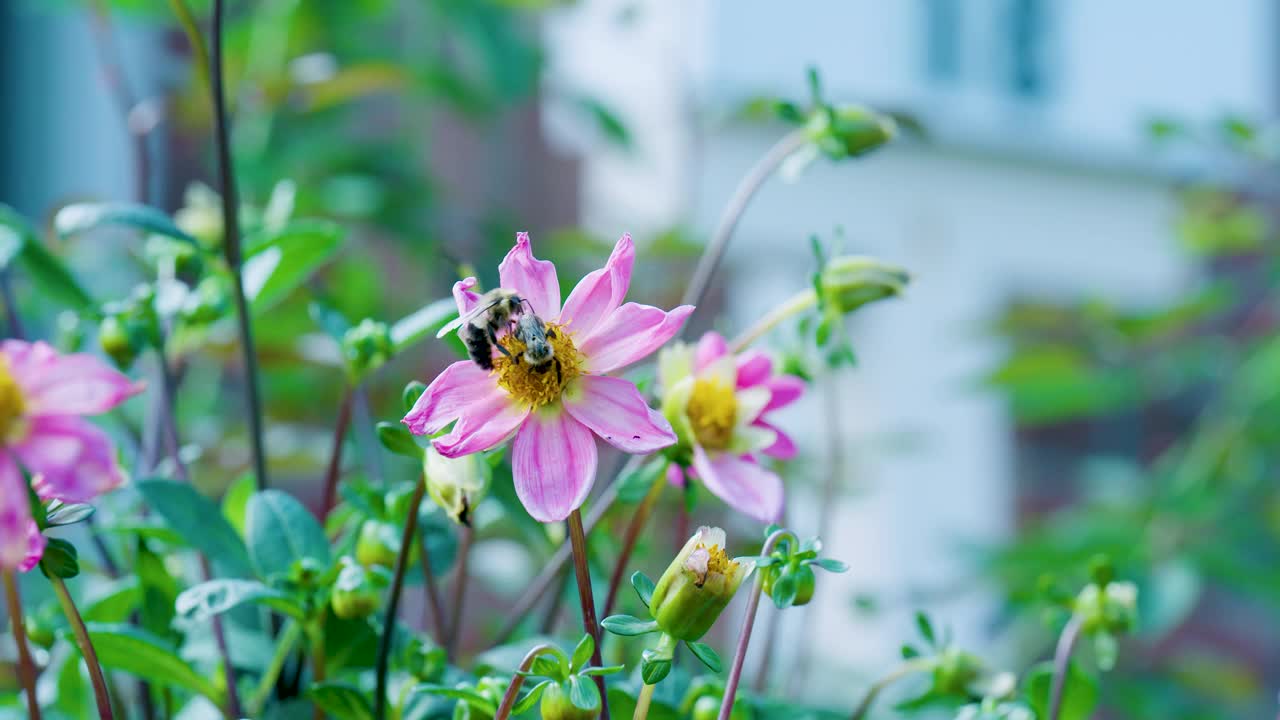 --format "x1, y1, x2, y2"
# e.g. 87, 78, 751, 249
418, 531, 445, 643
374, 476, 425, 720
848, 659, 933, 720
568, 508, 610, 720
210, 0, 269, 493
320, 386, 354, 519
632, 683, 656, 720
491, 643, 558, 720
602, 467, 667, 618
445, 523, 473, 659
718, 528, 798, 720
727, 289, 817, 354
249, 620, 300, 716
167, 0, 211, 94
680, 129, 809, 313
1047, 614, 1085, 720
50, 575, 114, 720
4, 572, 41, 720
